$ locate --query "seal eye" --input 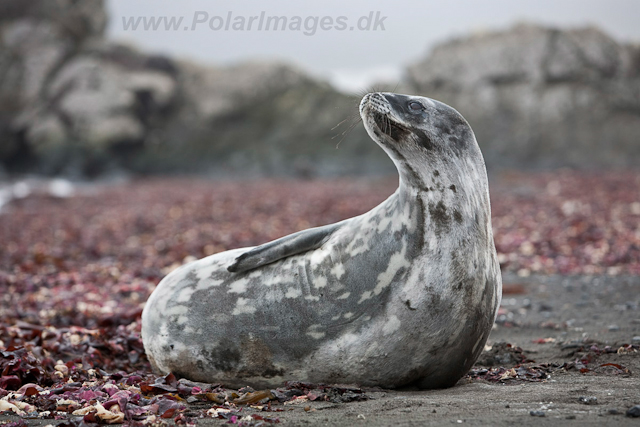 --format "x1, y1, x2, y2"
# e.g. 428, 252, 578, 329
408, 101, 423, 111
